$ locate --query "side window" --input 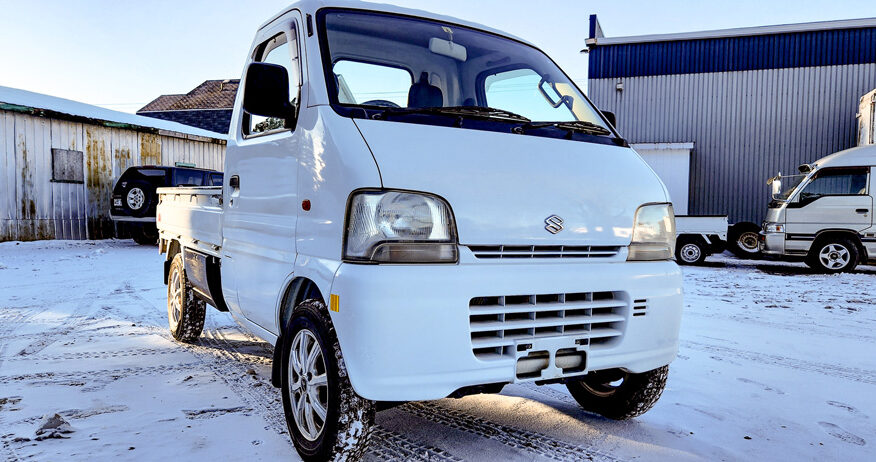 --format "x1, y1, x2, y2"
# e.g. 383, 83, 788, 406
484, 68, 577, 122
801, 168, 869, 198
173, 170, 206, 187
245, 25, 301, 135
332, 60, 412, 108
210, 173, 224, 186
